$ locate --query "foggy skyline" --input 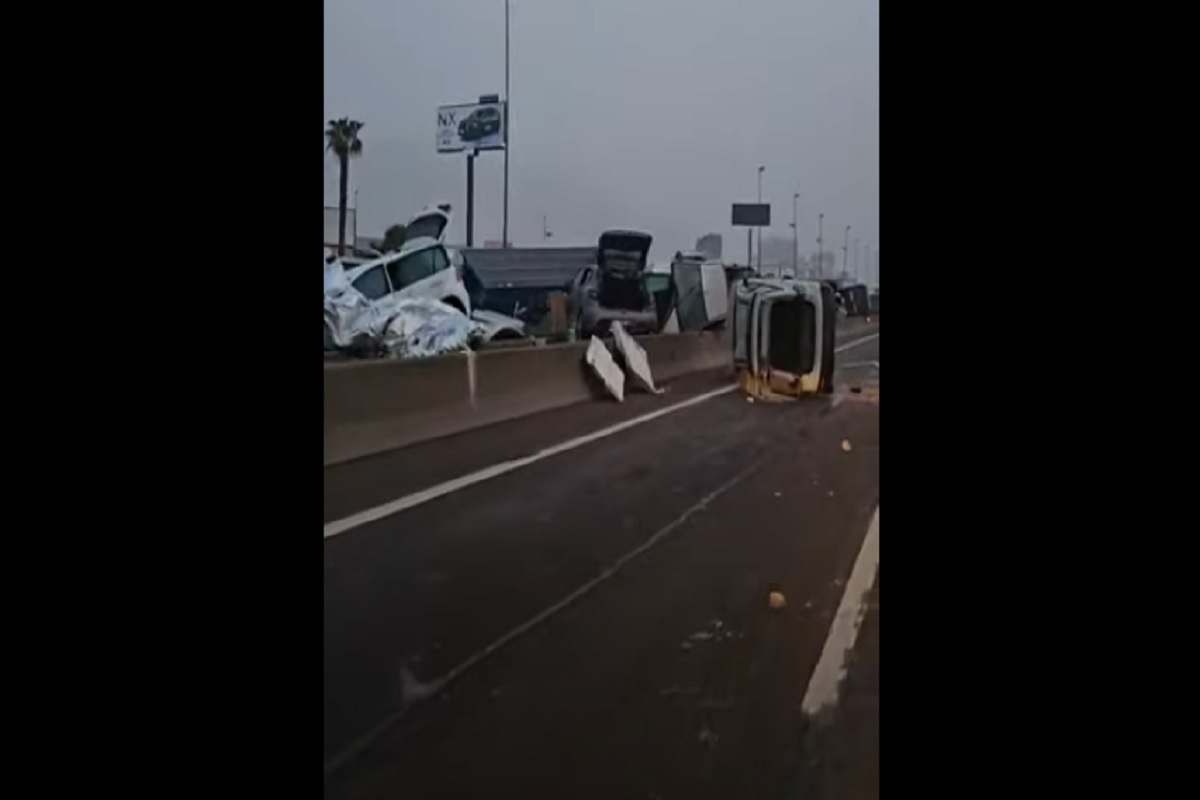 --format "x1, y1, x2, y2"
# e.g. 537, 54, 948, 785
324, 0, 878, 267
